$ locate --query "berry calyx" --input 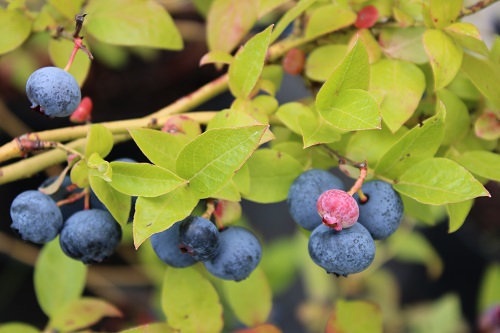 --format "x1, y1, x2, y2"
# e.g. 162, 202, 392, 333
316, 189, 359, 231
354, 5, 379, 29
